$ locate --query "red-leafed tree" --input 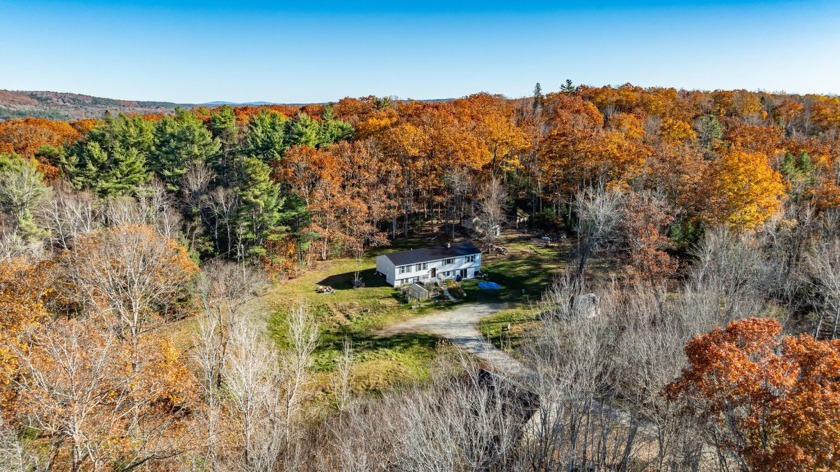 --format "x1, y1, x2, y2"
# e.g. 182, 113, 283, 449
666, 317, 840, 471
